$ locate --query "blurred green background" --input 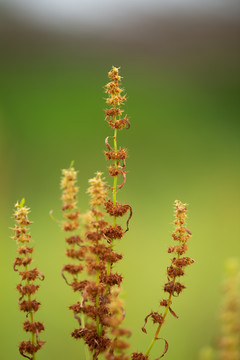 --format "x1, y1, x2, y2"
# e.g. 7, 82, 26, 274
0, 1, 240, 359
